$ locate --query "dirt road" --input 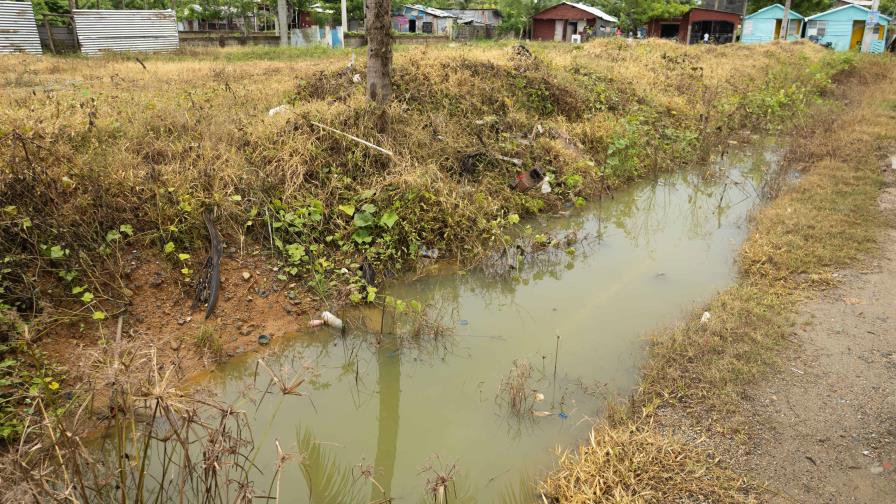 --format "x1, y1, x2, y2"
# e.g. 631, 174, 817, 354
742, 177, 896, 503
